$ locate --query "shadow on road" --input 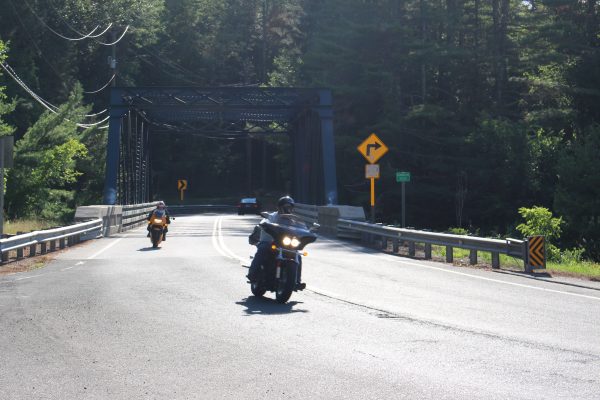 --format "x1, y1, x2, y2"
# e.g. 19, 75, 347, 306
137, 247, 162, 252
236, 296, 309, 315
